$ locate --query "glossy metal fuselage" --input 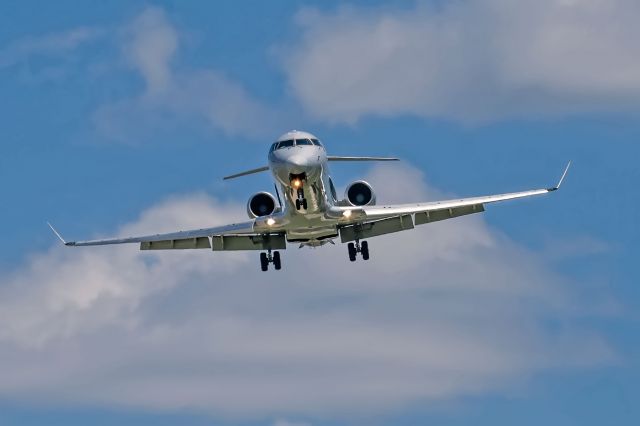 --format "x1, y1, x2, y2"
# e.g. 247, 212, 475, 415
267, 143, 340, 242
